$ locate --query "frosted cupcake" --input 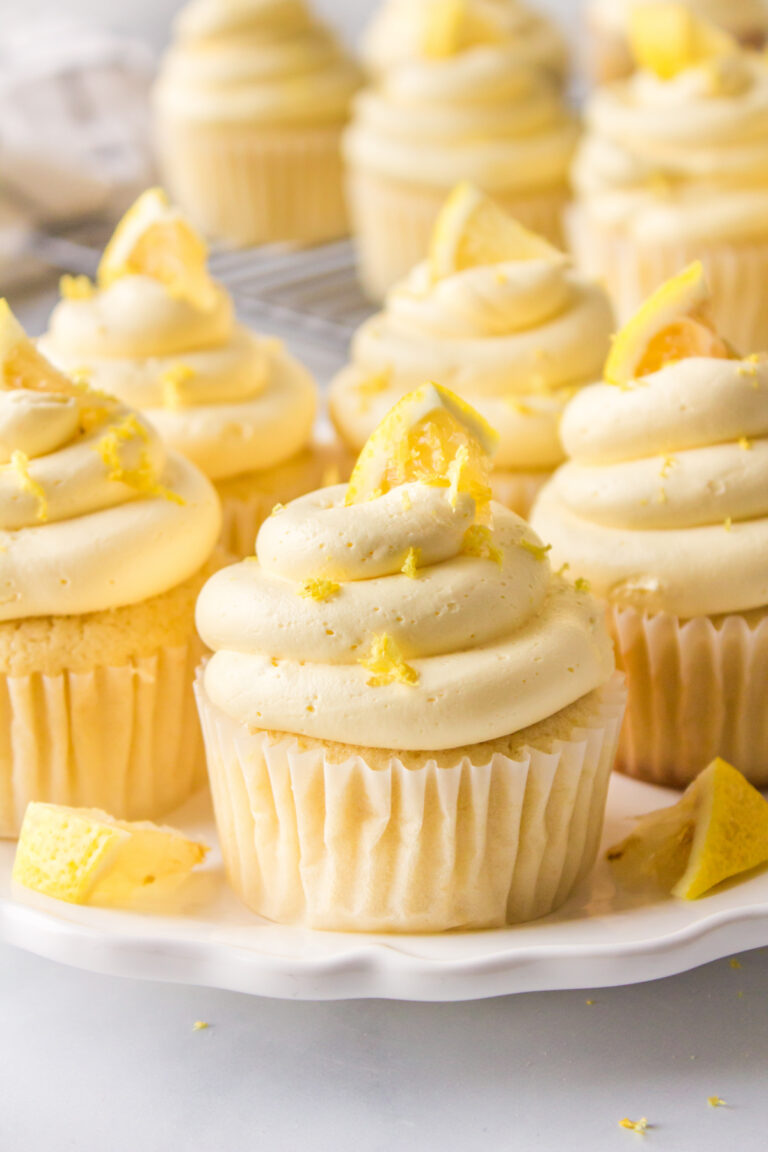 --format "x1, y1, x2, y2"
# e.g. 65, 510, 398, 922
0, 302, 221, 838
531, 264, 768, 789
153, 0, 360, 246
195, 383, 625, 932
330, 185, 614, 518
585, 0, 768, 85
345, 1, 578, 300
41, 189, 325, 558
571, 5, 768, 351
